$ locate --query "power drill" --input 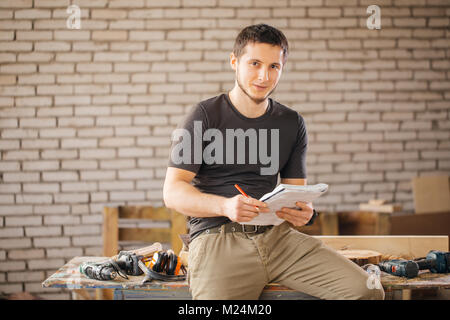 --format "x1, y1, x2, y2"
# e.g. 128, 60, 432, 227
80, 251, 143, 281
378, 250, 450, 278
